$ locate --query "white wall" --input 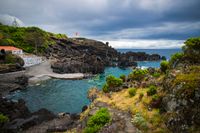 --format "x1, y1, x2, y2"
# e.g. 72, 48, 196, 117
12, 50, 23, 55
